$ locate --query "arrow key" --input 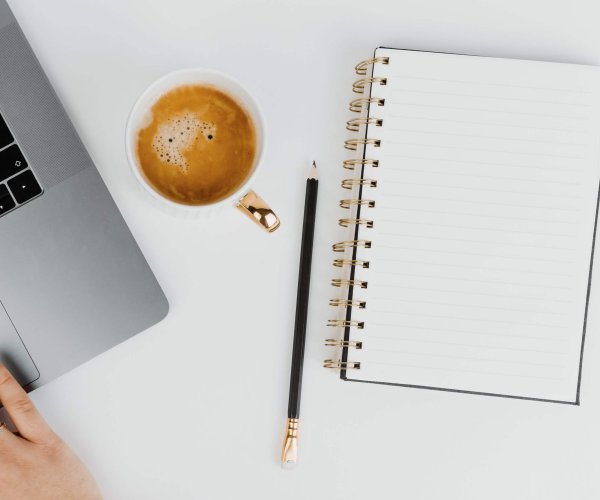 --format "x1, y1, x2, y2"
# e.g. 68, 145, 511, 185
0, 184, 15, 216
7, 169, 42, 204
